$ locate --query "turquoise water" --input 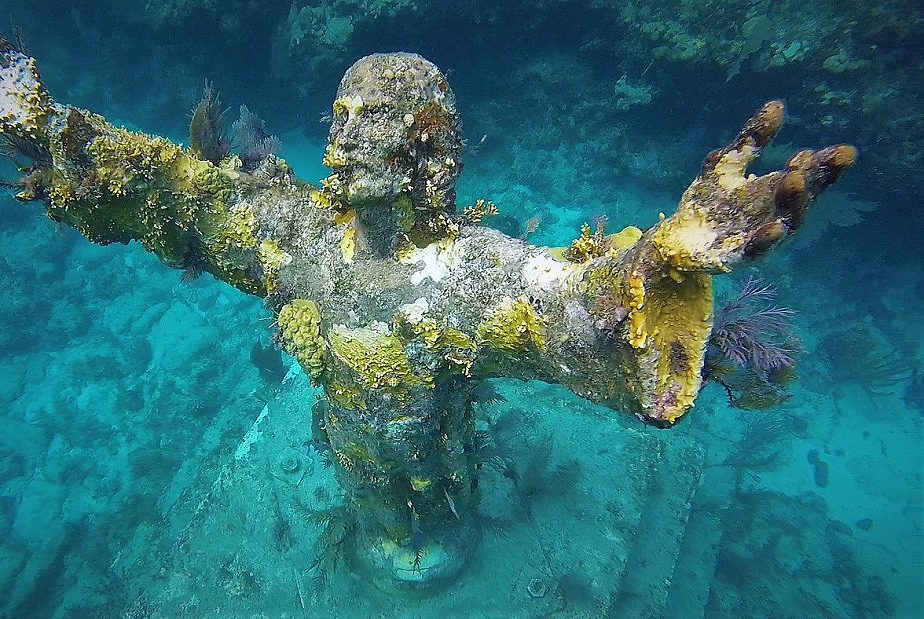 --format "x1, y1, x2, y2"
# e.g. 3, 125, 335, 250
1, 1, 921, 616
